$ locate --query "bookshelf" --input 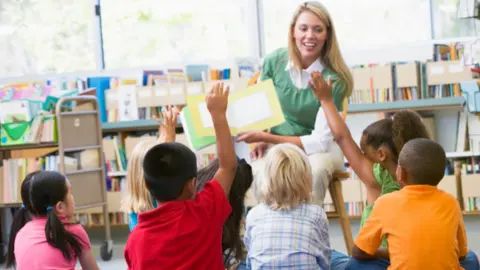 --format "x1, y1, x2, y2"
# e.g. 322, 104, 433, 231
0, 96, 114, 262
102, 119, 182, 133
348, 96, 465, 114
